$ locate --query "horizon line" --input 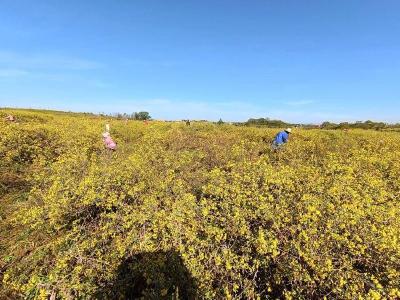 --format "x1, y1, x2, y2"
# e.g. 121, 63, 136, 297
1, 106, 399, 125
